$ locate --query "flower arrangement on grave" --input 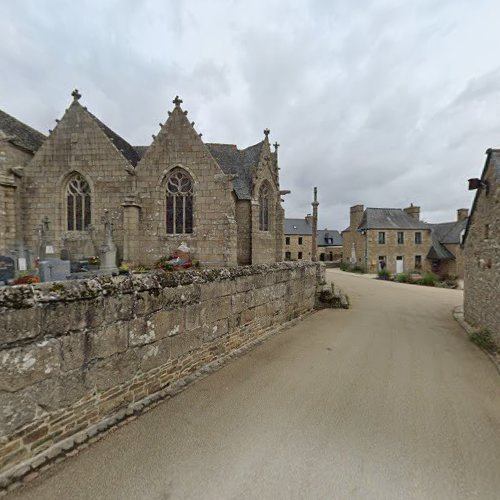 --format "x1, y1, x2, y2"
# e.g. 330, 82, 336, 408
87, 255, 100, 265
14, 275, 40, 285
